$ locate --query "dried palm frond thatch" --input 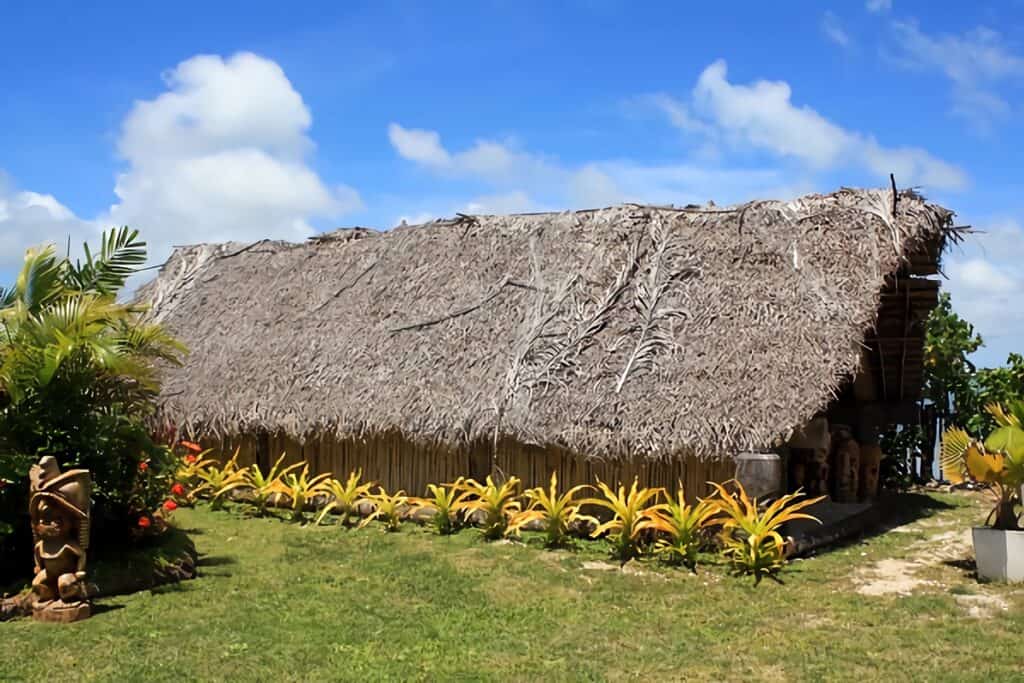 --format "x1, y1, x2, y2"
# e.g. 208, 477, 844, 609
140, 188, 953, 461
